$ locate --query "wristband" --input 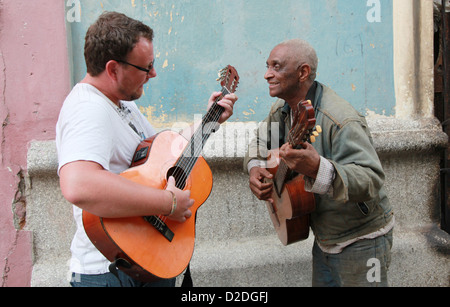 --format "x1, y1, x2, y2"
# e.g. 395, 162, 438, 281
166, 191, 177, 216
